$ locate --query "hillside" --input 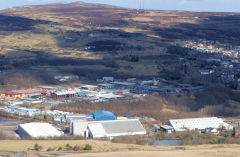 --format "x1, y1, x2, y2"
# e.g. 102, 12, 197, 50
0, 2, 240, 117
0, 2, 240, 82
